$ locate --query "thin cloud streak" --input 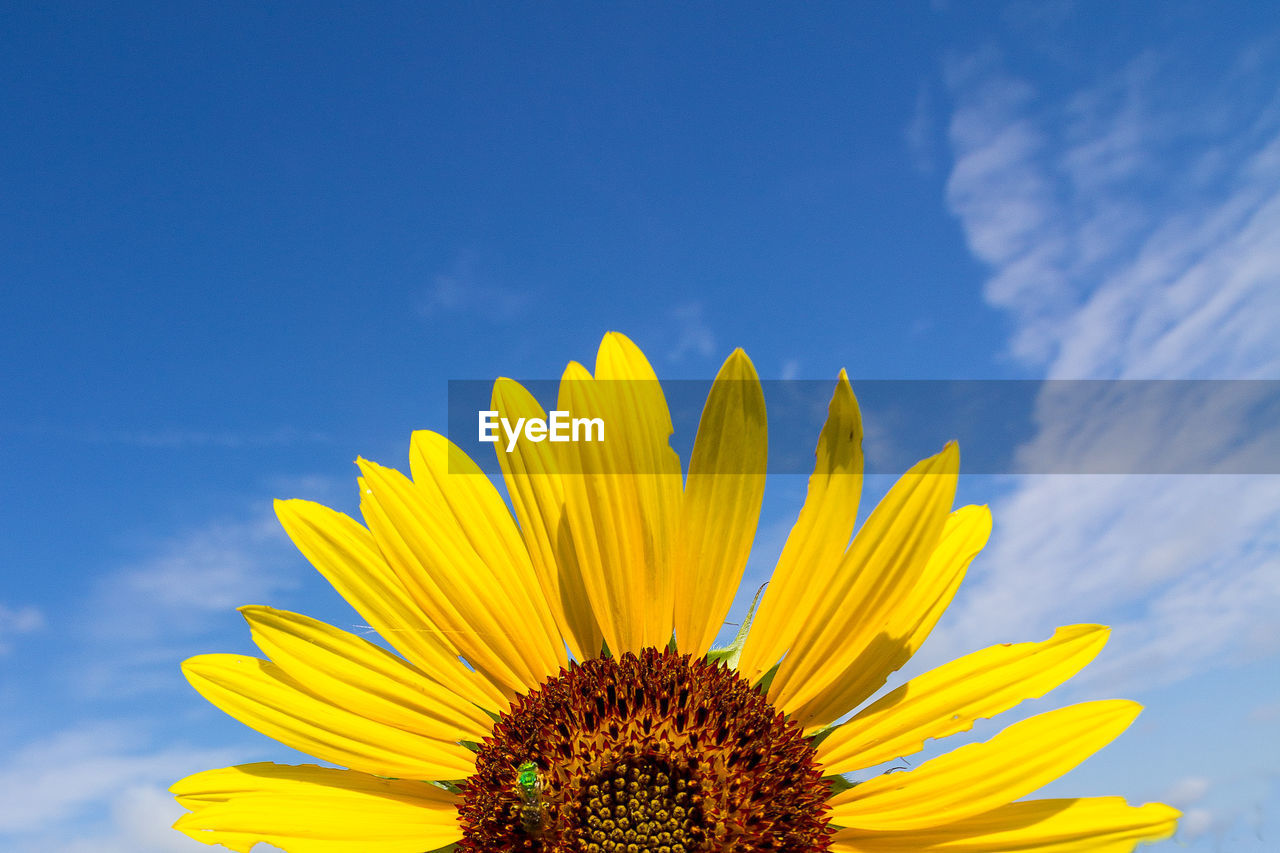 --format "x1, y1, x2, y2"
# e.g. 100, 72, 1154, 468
935, 44, 1280, 700
944, 48, 1280, 379
905, 82, 938, 175
75, 509, 300, 699
5, 424, 331, 449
